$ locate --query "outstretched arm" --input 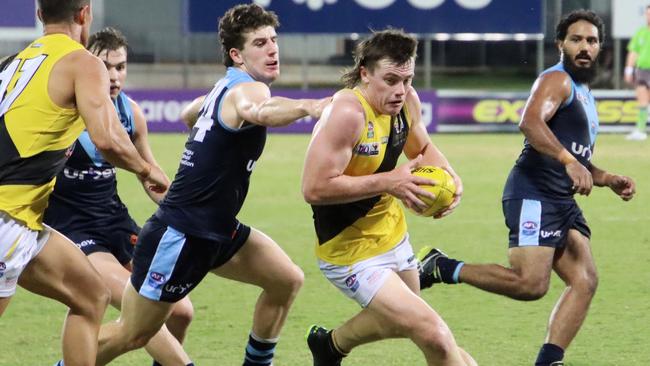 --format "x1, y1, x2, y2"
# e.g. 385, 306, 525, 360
230, 82, 330, 127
